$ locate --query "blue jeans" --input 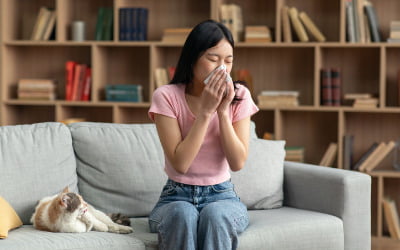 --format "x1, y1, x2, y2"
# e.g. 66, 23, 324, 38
149, 179, 249, 250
